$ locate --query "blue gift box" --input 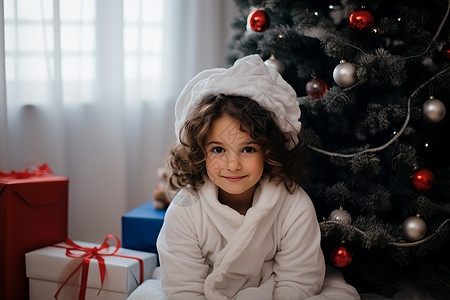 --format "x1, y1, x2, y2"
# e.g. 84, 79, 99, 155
122, 201, 166, 254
